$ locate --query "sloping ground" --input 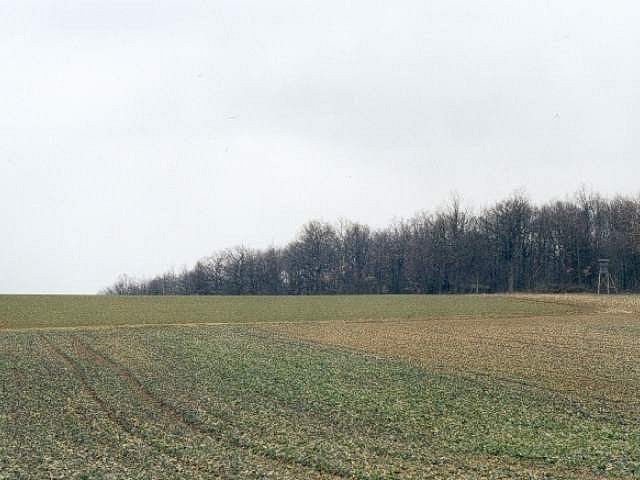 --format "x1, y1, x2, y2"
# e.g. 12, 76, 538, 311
2, 324, 639, 479
0, 332, 340, 480
1, 294, 638, 478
